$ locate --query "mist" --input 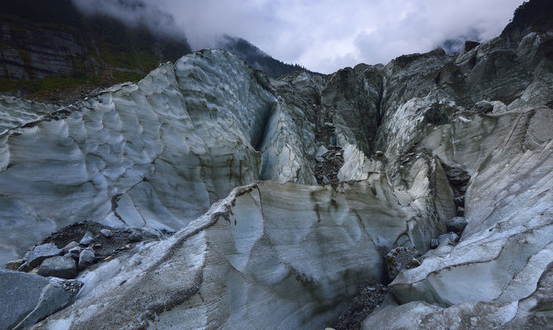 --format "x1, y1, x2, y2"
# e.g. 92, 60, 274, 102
71, 0, 525, 74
